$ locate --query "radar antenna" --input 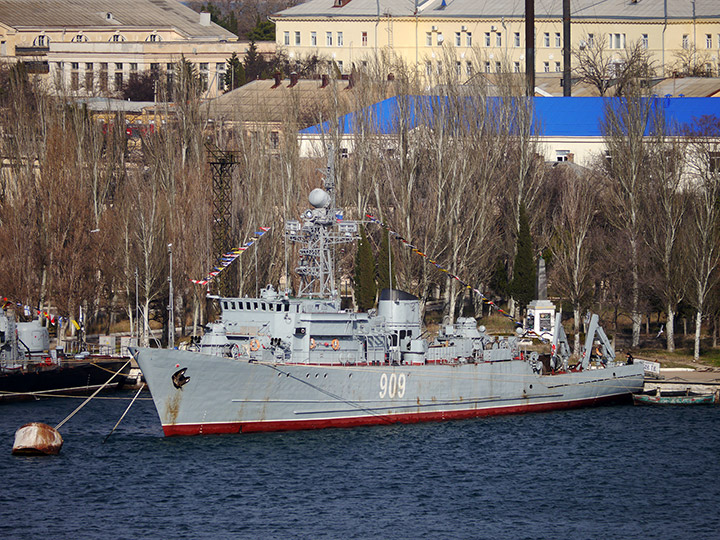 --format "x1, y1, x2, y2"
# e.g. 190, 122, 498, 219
285, 150, 359, 298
